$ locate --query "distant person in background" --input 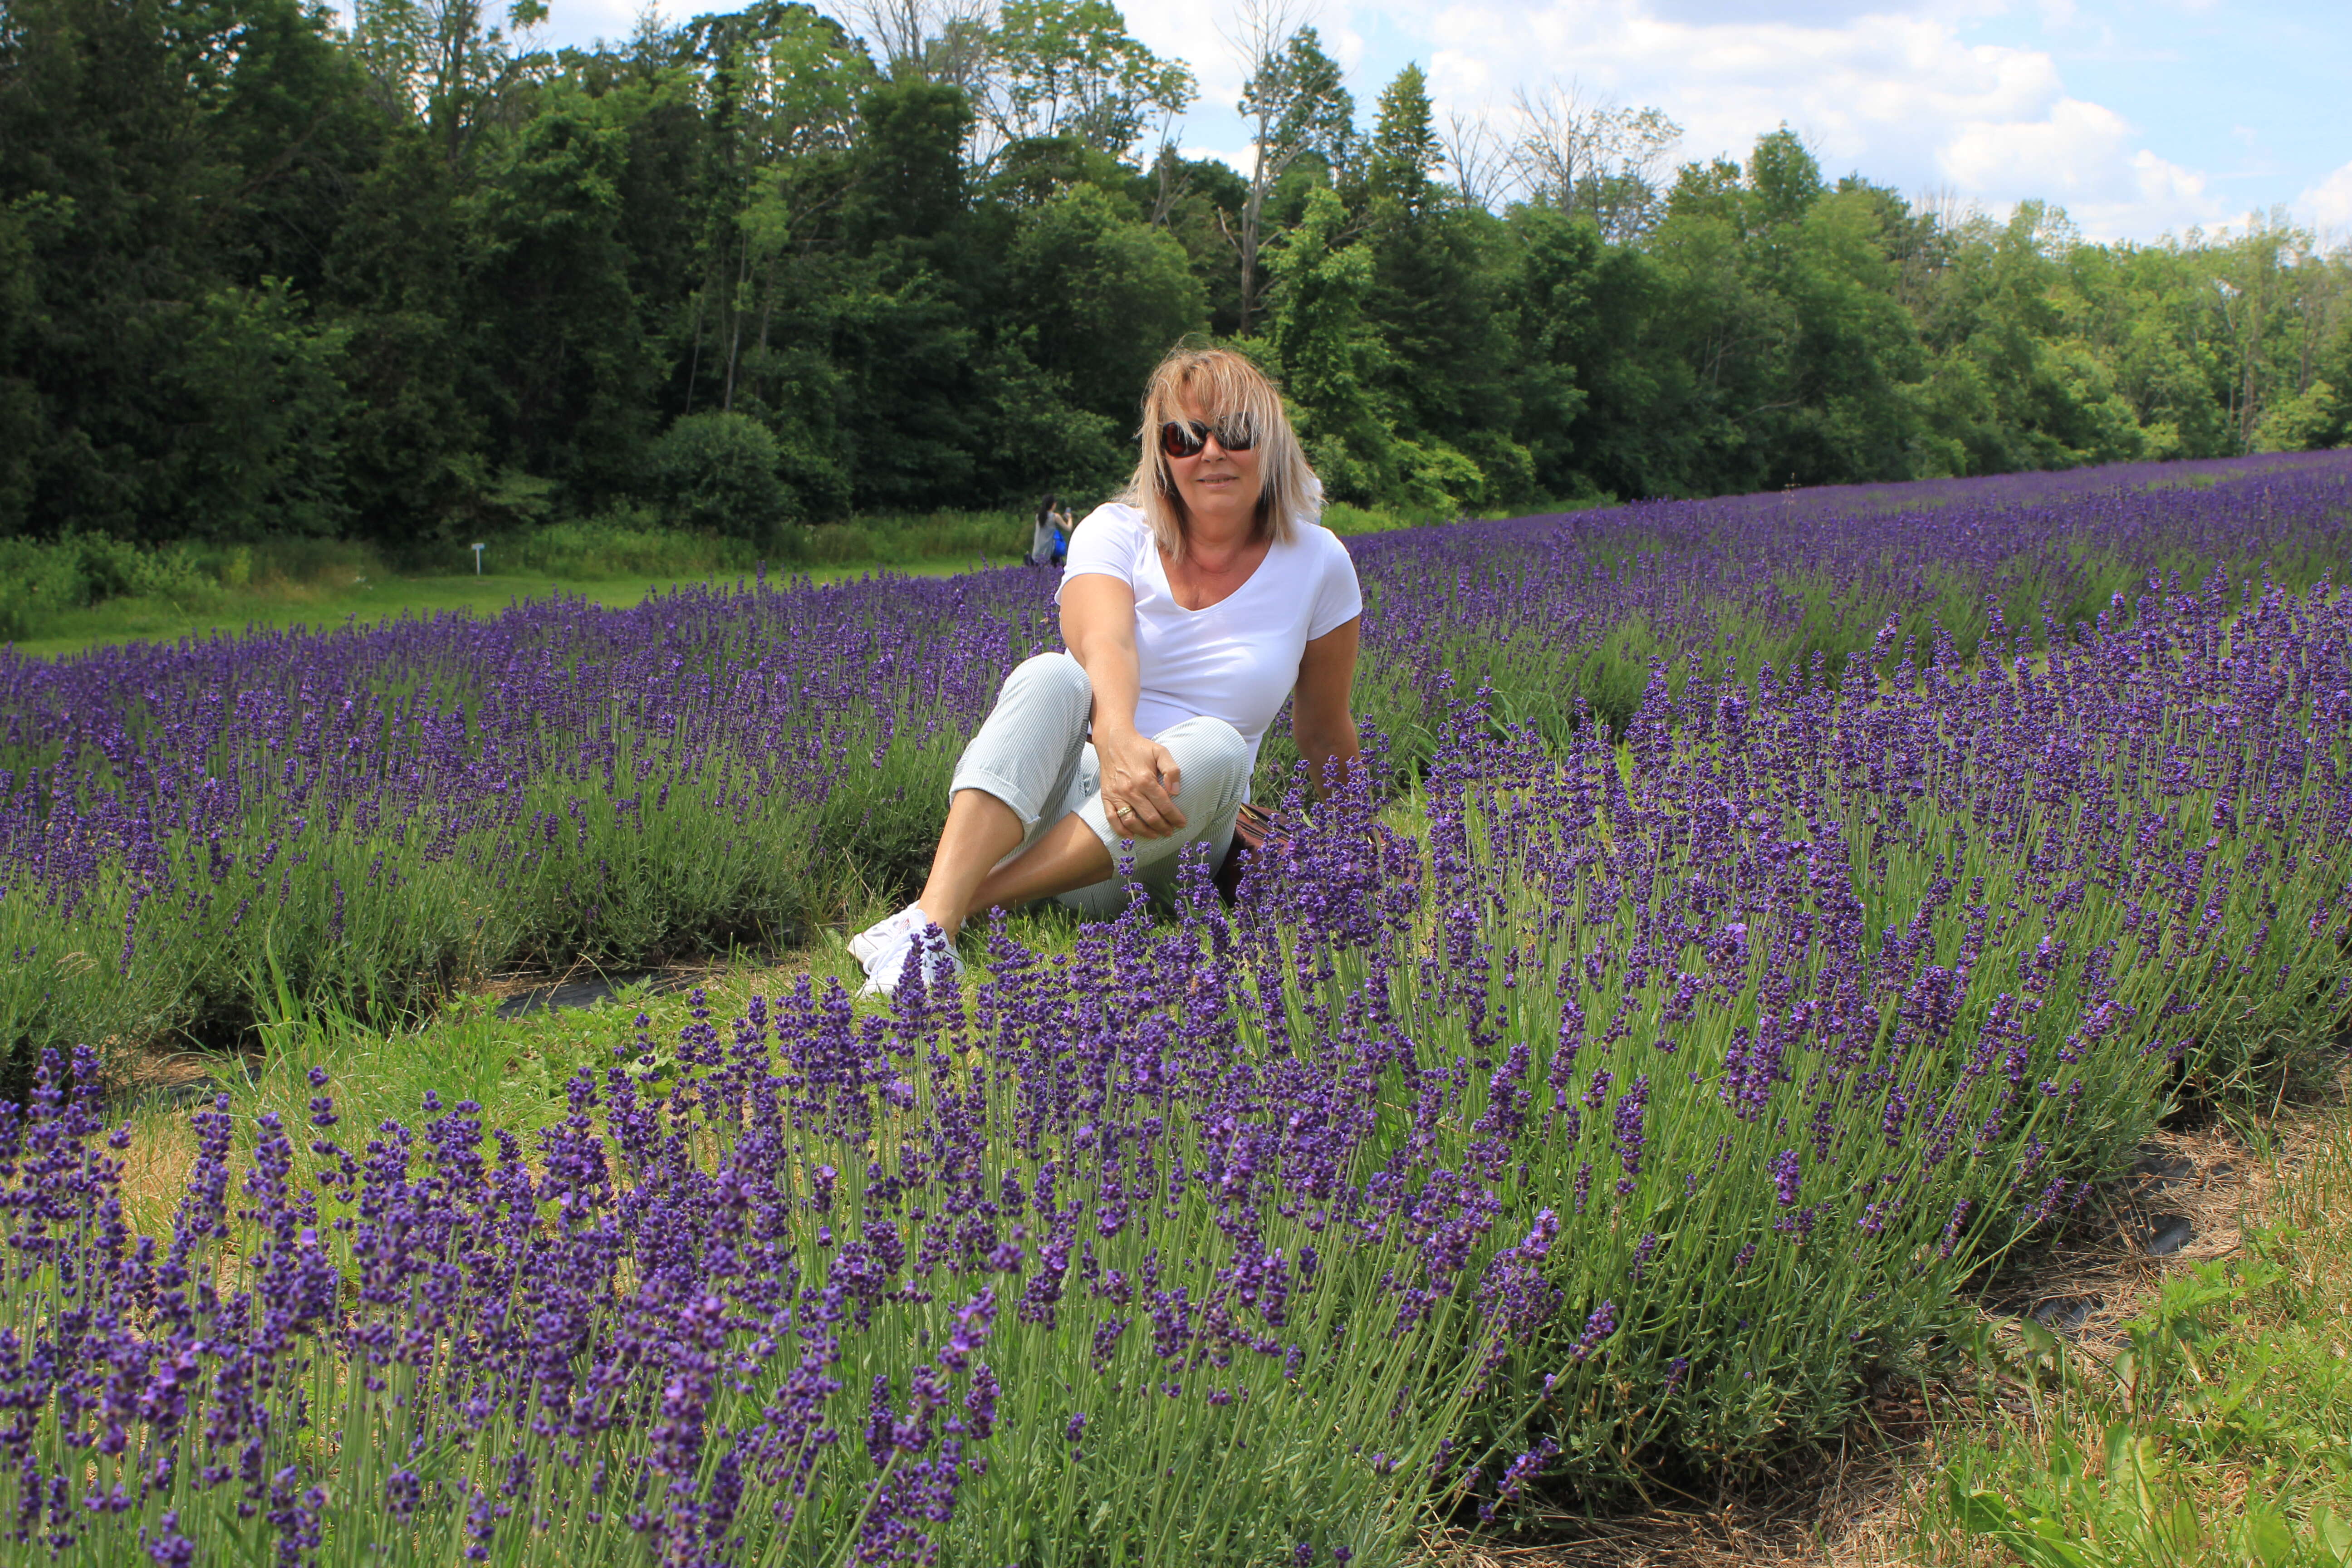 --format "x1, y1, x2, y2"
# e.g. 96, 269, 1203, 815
1030, 493, 1059, 566
848, 345, 1363, 995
